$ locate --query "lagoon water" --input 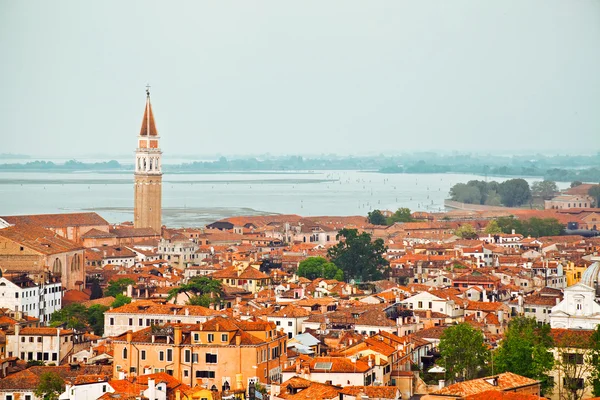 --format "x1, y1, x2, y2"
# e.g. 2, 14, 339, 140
0, 170, 561, 227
